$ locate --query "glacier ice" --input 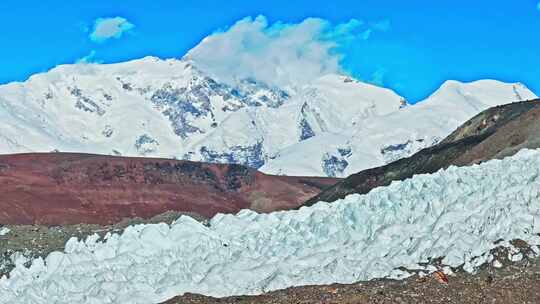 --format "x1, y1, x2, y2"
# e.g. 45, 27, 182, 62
2, 149, 540, 303
0, 227, 10, 236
